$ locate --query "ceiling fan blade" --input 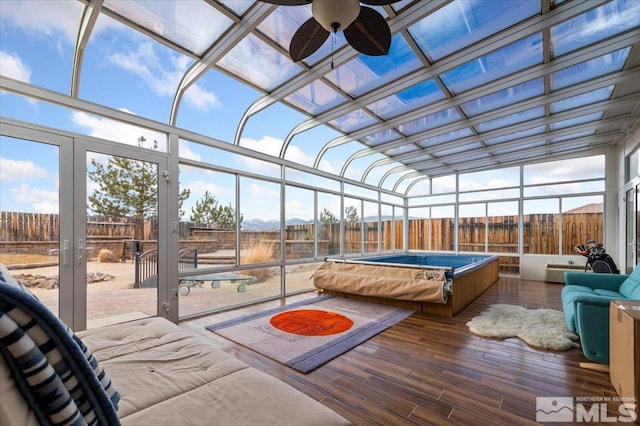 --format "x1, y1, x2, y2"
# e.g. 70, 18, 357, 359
254, 0, 310, 5
343, 7, 391, 56
289, 18, 330, 62
360, 0, 403, 5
